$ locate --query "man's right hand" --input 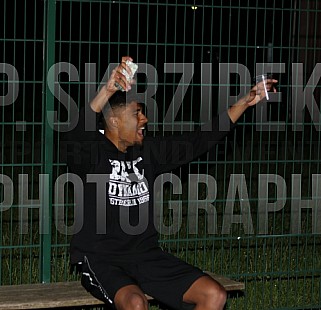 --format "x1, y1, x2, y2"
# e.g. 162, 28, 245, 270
105, 56, 135, 93
90, 56, 135, 113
